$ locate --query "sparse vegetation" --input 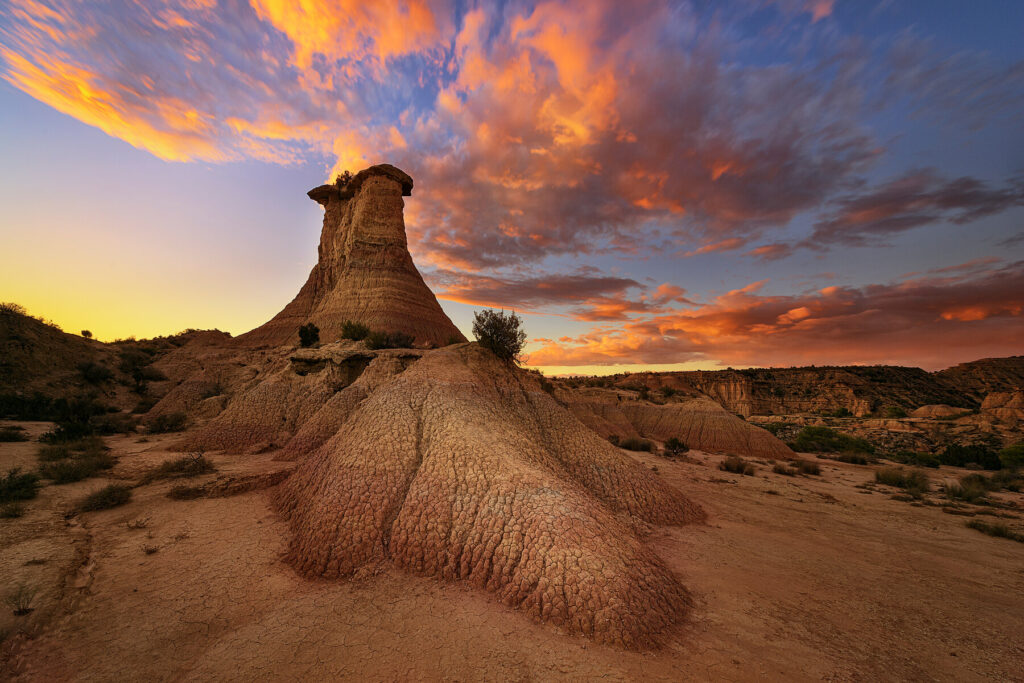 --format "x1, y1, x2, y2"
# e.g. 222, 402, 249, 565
76, 484, 132, 513
790, 426, 874, 455
762, 422, 795, 436
0, 468, 40, 503
884, 406, 908, 418
364, 330, 415, 349
38, 452, 114, 484
796, 460, 821, 475
965, 520, 1024, 543
607, 434, 620, 446
167, 484, 206, 500
942, 480, 987, 504
720, 456, 755, 475
773, 463, 795, 476
141, 452, 215, 483
5, 583, 36, 616
887, 450, 940, 468
663, 437, 688, 457
0, 426, 29, 442
1, 502, 25, 518
619, 436, 654, 452
999, 444, 1024, 471
78, 361, 113, 384
148, 412, 188, 434
824, 407, 853, 418
81, 329, 92, 339
472, 309, 527, 363
938, 444, 1001, 470
875, 467, 930, 496
340, 320, 370, 341
299, 322, 320, 347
